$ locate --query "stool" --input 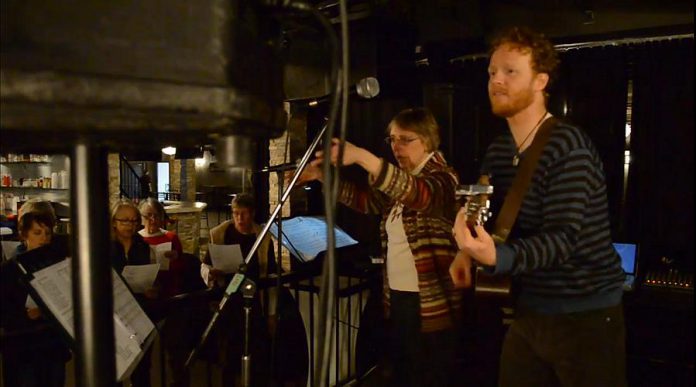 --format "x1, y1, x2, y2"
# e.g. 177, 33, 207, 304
196, 192, 210, 234
222, 203, 232, 221
200, 209, 210, 234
